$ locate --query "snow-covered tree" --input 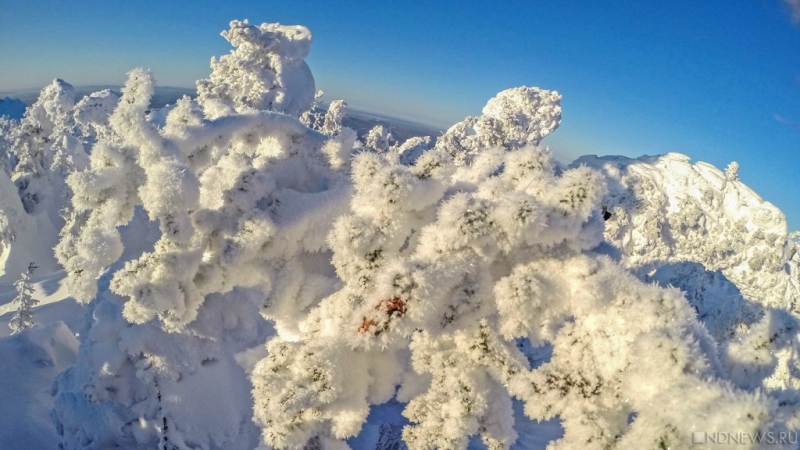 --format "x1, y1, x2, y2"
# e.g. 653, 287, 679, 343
53, 20, 349, 449
0, 80, 122, 279
8, 79, 79, 214
9, 262, 38, 334
50, 18, 800, 450
247, 87, 800, 450
724, 160, 740, 181
196, 19, 315, 119
577, 153, 800, 393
